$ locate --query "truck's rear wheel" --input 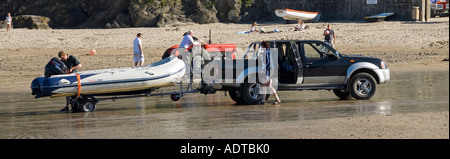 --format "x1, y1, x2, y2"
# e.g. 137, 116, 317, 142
333, 89, 352, 100
349, 73, 377, 100
228, 89, 246, 105
241, 83, 269, 105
